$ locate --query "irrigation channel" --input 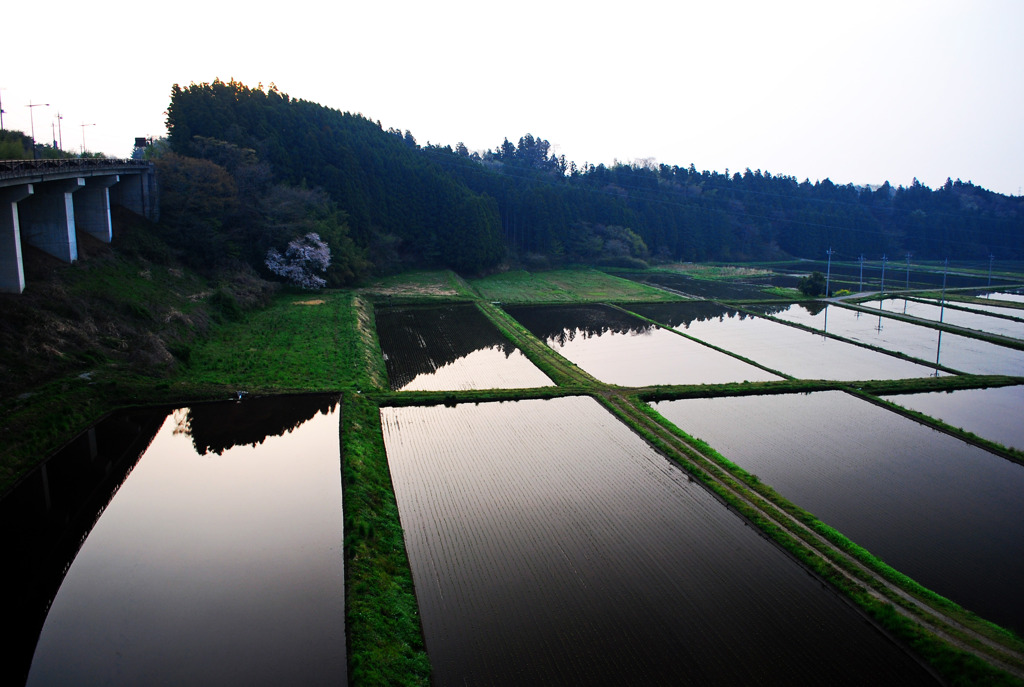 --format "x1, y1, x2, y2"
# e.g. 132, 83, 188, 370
9, 271, 1024, 685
